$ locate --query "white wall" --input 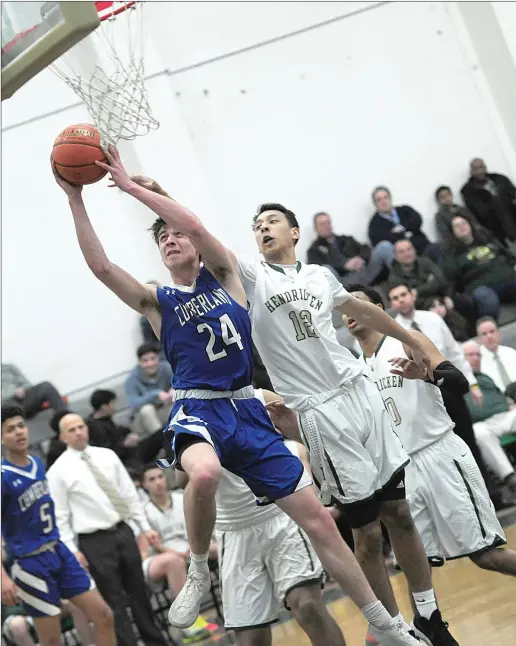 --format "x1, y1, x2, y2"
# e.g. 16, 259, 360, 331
2, 1, 515, 393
